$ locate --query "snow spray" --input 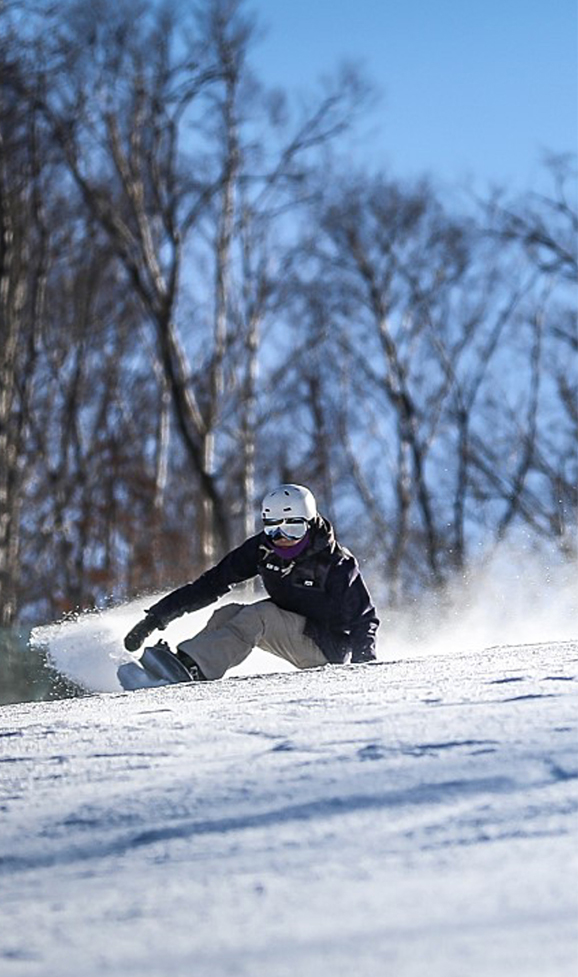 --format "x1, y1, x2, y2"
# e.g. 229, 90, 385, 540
377, 543, 578, 661
30, 594, 294, 693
